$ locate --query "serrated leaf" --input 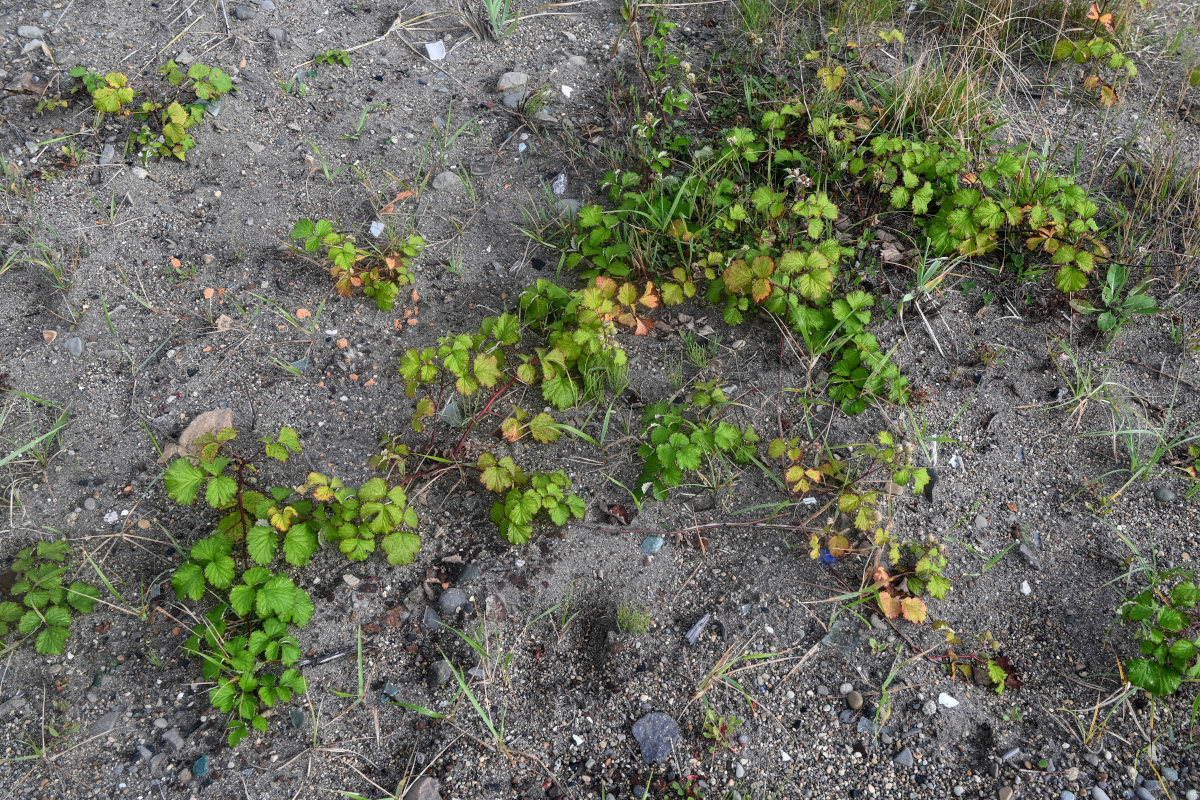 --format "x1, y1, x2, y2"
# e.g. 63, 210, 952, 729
283, 524, 318, 567
164, 459, 205, 504
926, 575, 951, 600
18, 609, 42, 634
256, 575, 295, 618
900, 597, 927, 623
36, 626, 69, 655
172, 563, 206, 601
381, 531, 421, 565
247, 526, 278, 565
205, 475, 238, 507
528, 412, 560, 444
1127, 658, 1183, 696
